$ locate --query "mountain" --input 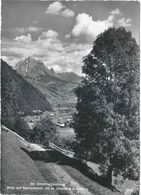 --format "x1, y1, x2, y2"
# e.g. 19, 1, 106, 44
56, 72, 82, 82
15, 57, 81, 83
14, 57, 81, 119
15, 57, 50, 78
1, 59, 52, 123
15, 57, 64, 83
